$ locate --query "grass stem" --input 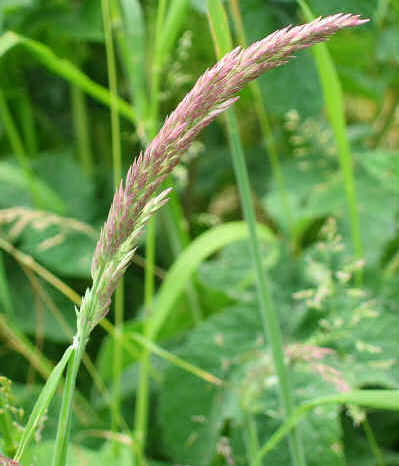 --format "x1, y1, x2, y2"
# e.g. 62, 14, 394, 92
101, 0, 124, 455
298, 0, 363, 283
228, 0, 294, 240
362, 417, 385, 466
70, 84, 93, 176
51, 327, 88, 466
207, 2, 306, 464
225, 109, 306, 466
16, 85, 38, 157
